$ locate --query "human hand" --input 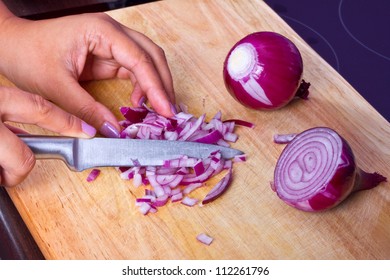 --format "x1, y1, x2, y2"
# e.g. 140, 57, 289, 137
0, 13, 175, 137
0, 86, 97, 187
